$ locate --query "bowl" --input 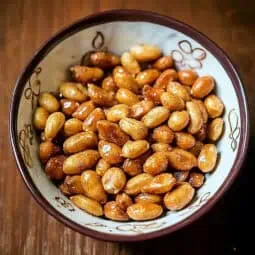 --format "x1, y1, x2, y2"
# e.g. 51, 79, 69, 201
9, 9, 249, 242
